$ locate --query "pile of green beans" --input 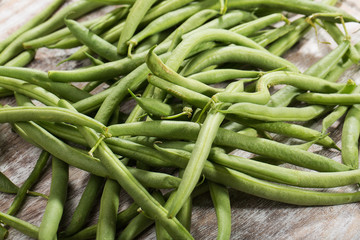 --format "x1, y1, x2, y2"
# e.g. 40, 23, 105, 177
1, 0, 360, 239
